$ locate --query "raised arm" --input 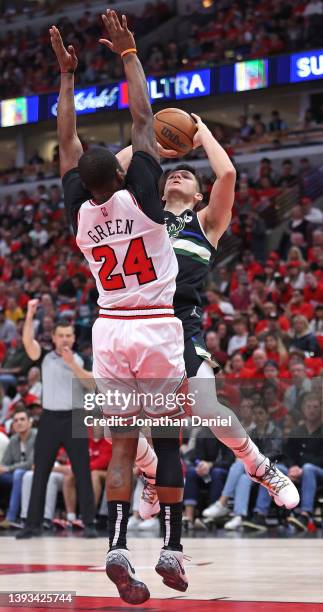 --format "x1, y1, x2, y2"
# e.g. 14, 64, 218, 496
50, 26, 83, 177
100, 10, 158, 161
192, 114, 236, 247
22, 300, 41, 361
